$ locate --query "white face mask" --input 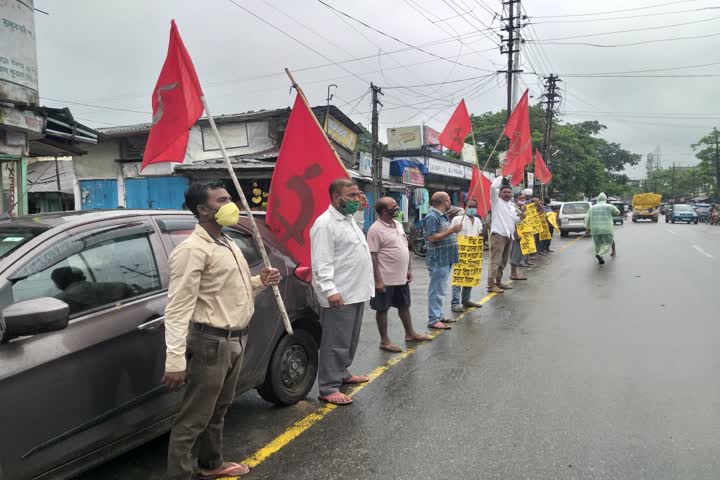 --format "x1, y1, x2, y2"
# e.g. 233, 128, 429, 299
517, 200, 527, 206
